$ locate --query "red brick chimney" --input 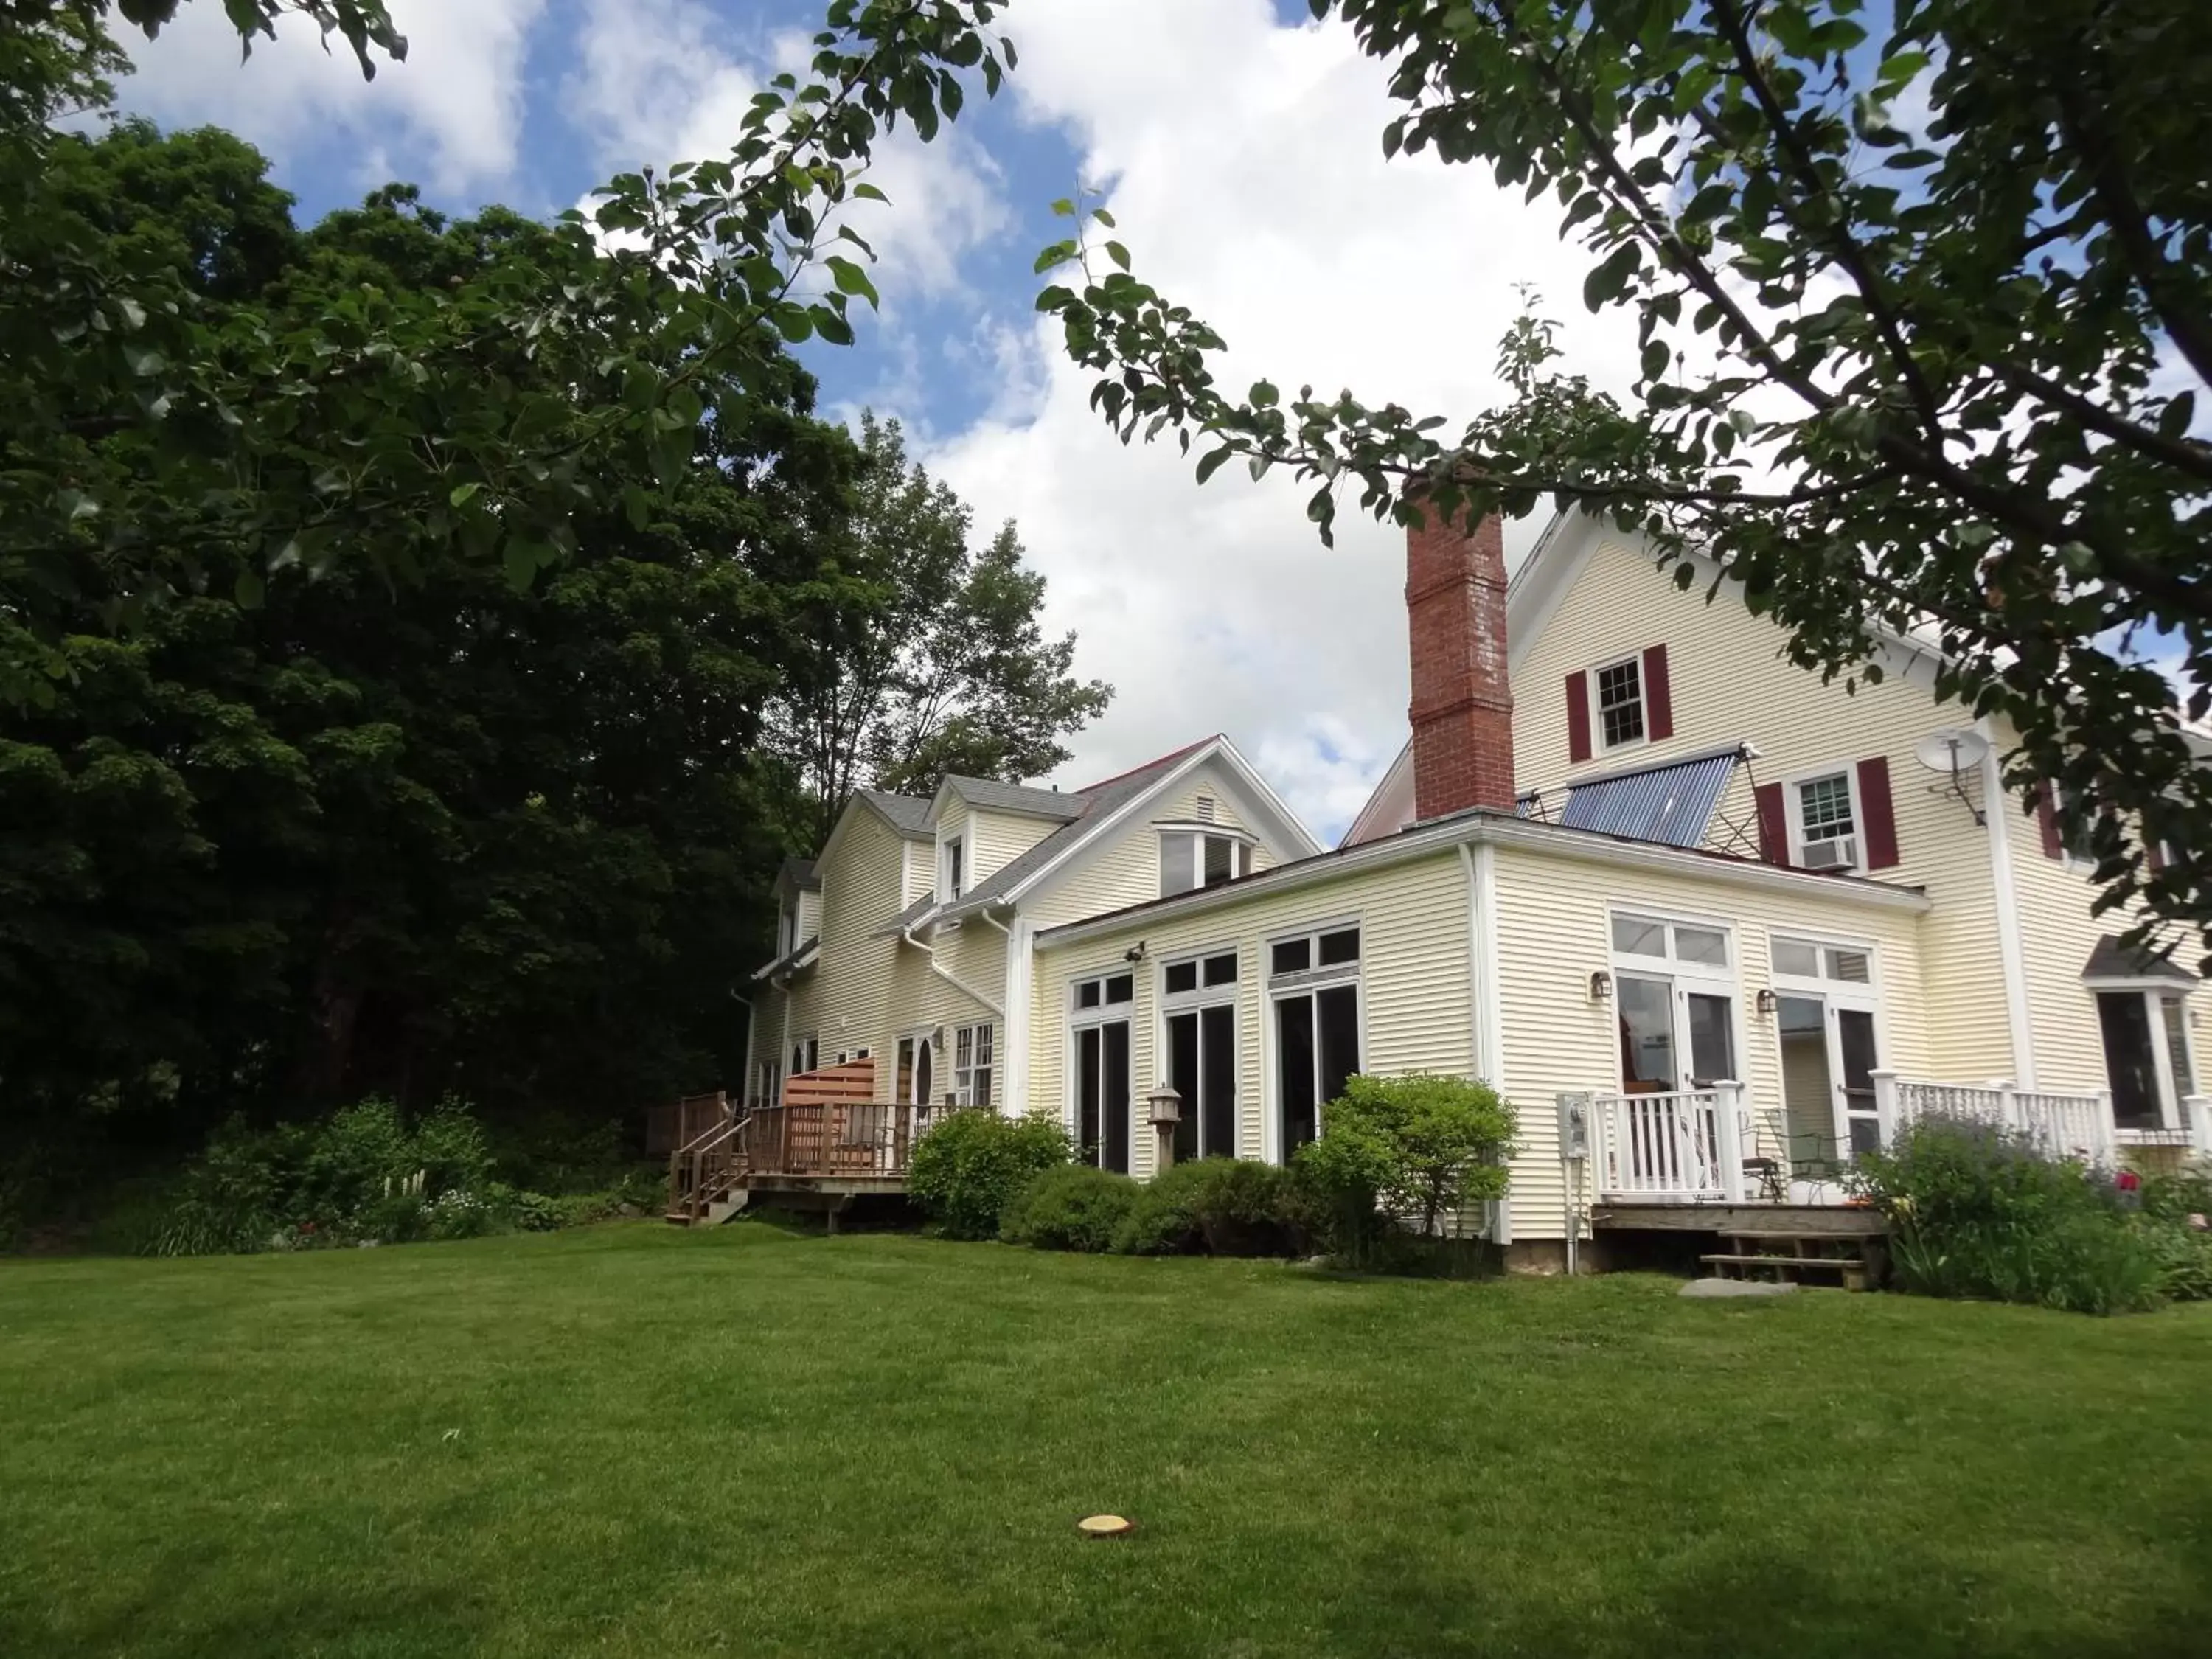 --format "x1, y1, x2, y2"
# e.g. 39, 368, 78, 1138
1405, 503, 1514, 821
